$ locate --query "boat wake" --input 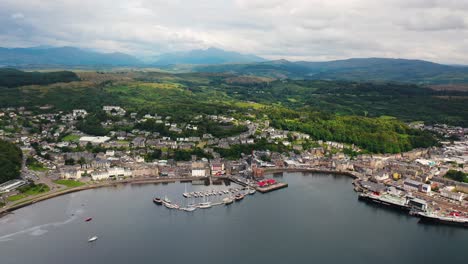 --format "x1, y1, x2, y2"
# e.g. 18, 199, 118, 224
0, 210, 82, 242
